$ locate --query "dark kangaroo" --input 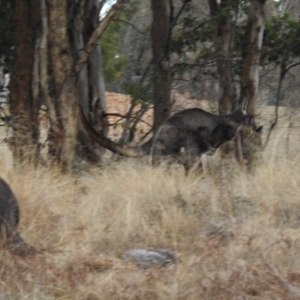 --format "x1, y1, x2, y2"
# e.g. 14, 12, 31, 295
0, 177, 36, 256
176, 123, 241, 172
79, 102, 261, 168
